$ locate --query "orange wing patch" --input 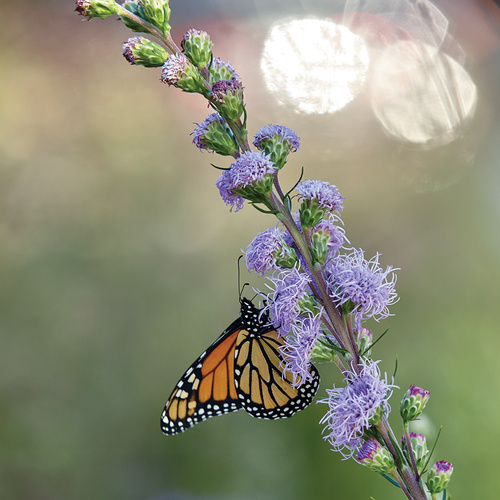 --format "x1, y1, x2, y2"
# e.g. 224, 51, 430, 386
160, 329, 242, 435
